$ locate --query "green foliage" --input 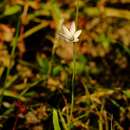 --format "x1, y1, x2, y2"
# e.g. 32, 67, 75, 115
69, 61, 85, 74
4, 5, 21, 16
50, 0, 62, 30
0, 0, 130, 130
53, 109, 61, 130
97, 33, 111, 49
123, 90, 130, 98
36, 54, 49, 75
52, 65, 62, 76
